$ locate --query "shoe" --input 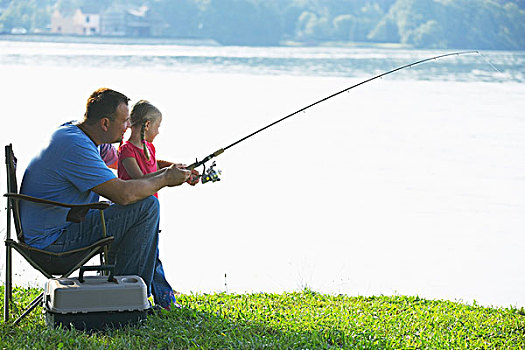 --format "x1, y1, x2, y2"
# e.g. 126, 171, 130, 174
147, 304, 163, 315
157, 290, 182, 311
164, 301, 182, 311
